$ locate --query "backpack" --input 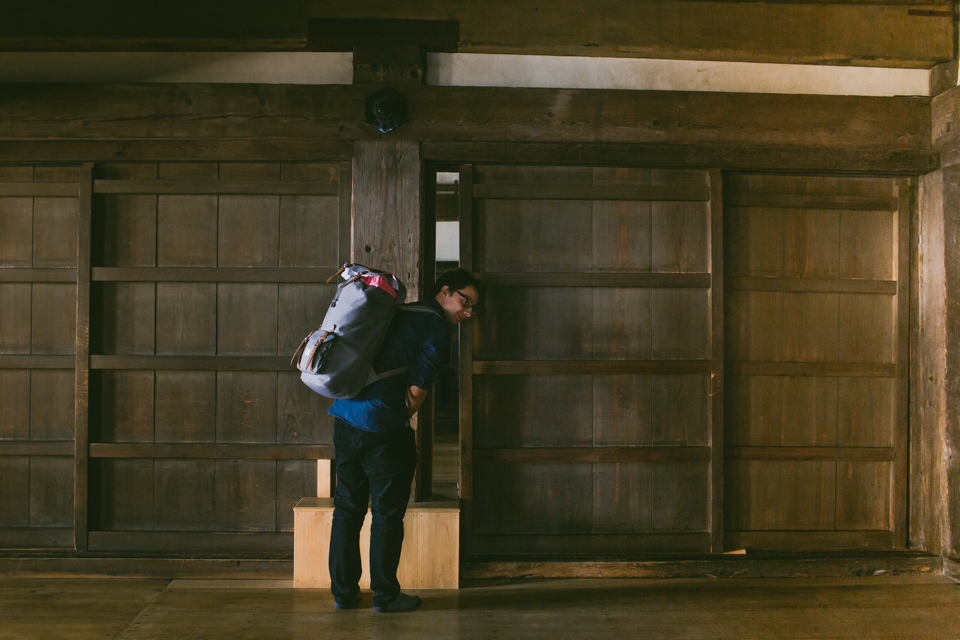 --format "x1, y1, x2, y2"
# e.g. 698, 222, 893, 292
290, 264, 441, 399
